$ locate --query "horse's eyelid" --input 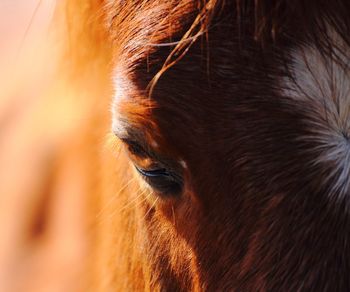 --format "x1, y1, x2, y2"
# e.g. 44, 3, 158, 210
121, 138, 150, 157
136, 166, 169, 177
